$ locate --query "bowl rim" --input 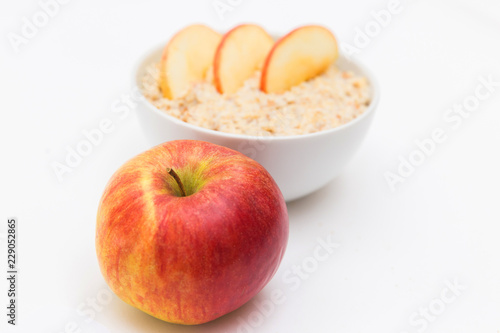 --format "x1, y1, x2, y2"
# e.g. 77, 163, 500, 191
133, 42, 380, 142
